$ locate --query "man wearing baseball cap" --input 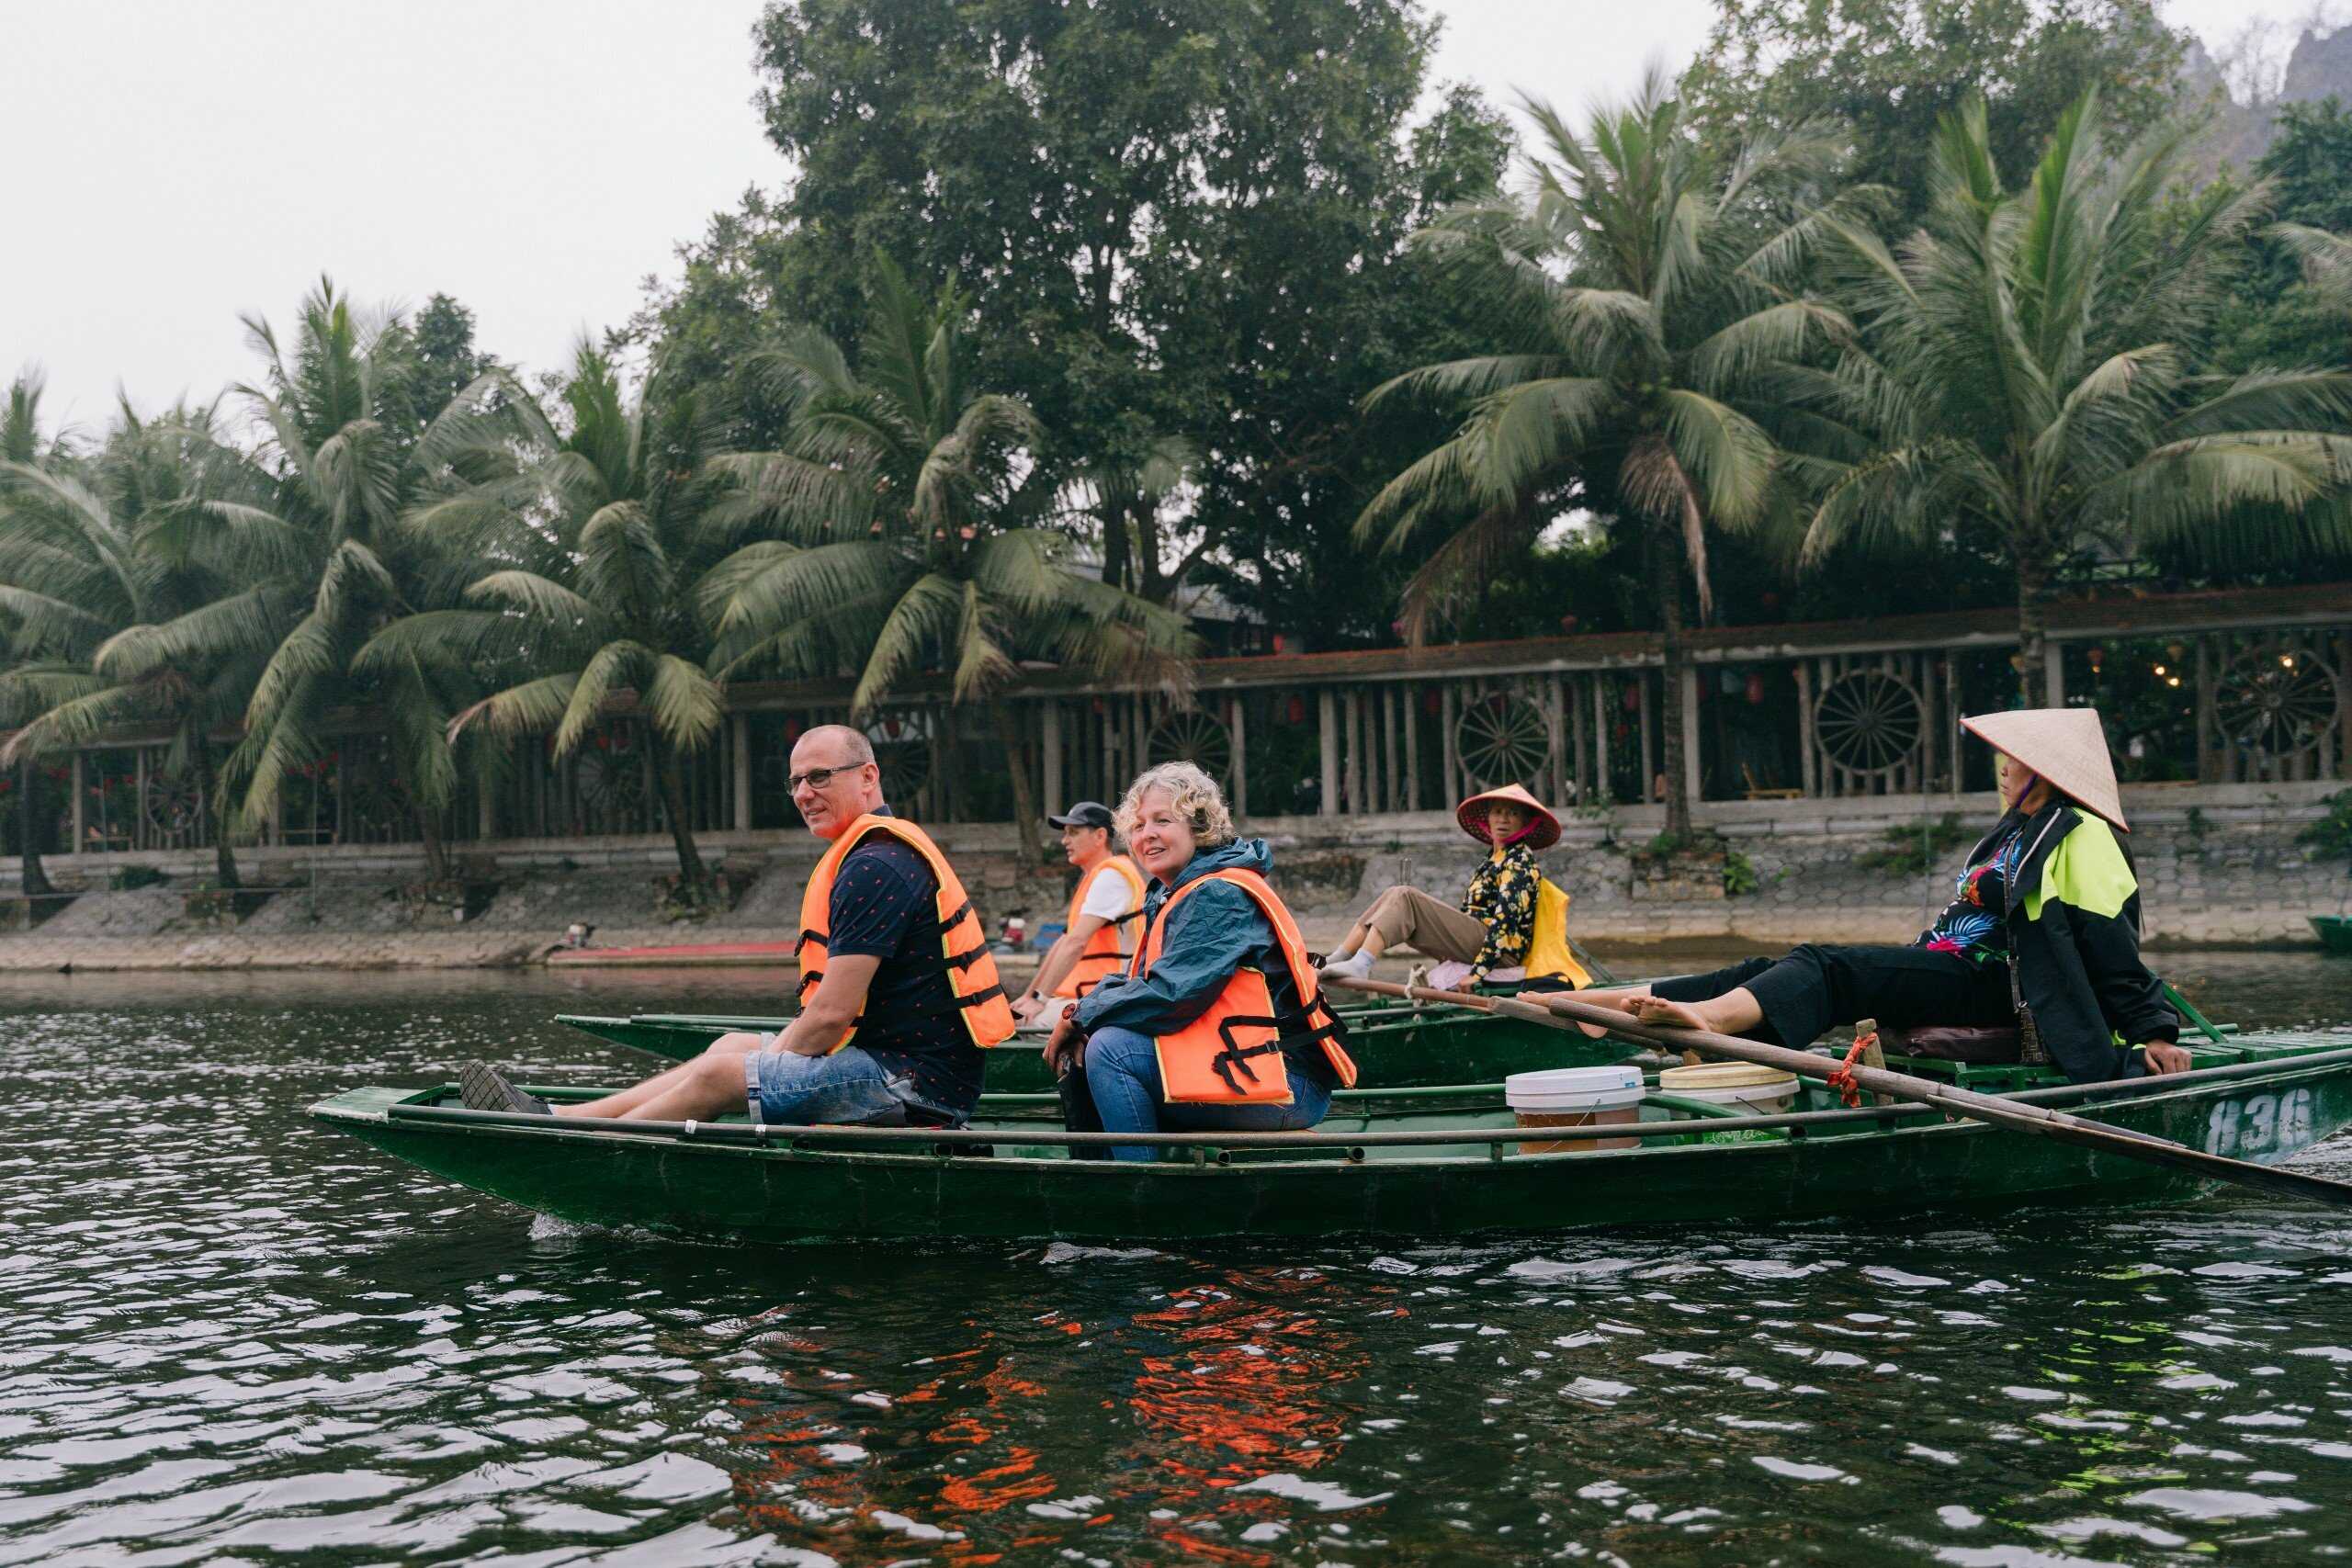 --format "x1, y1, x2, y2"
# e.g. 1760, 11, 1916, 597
1012, 801, 1147, 1024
